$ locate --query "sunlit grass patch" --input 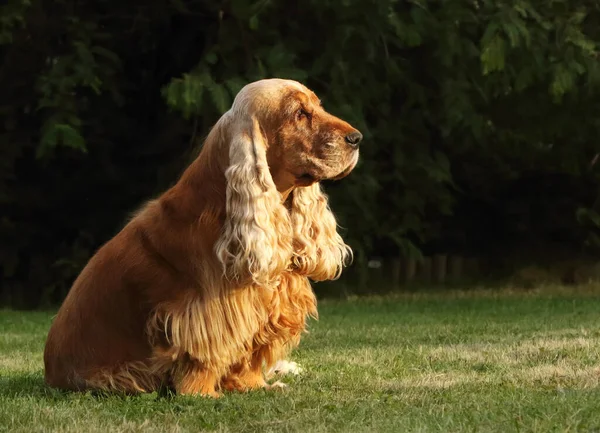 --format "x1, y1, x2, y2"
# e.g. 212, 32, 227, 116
1, 284, 600, 432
